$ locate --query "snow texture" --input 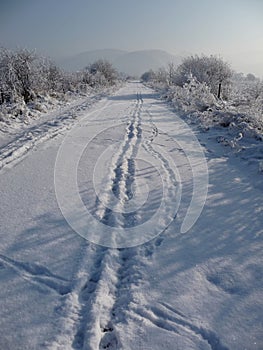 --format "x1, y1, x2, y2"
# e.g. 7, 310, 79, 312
0, 82, 262, 350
